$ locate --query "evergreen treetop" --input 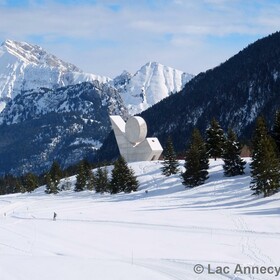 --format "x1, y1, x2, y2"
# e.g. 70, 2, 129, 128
222, 128, 246, 177
22, 172, 39, 193
161, 136, 179, 176
75, 160, 95, 192
182, 128, 209, 187
45, 161, 63, 194
206, 118, 225, 160
250, 116, 280, 197
272, 110, 280, 155
109, 156, 139, 194
95, 166, 110, 193
75, 161, 87, 192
